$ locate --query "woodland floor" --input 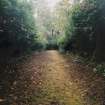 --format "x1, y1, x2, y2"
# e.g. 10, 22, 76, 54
0, 50, 105, 105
